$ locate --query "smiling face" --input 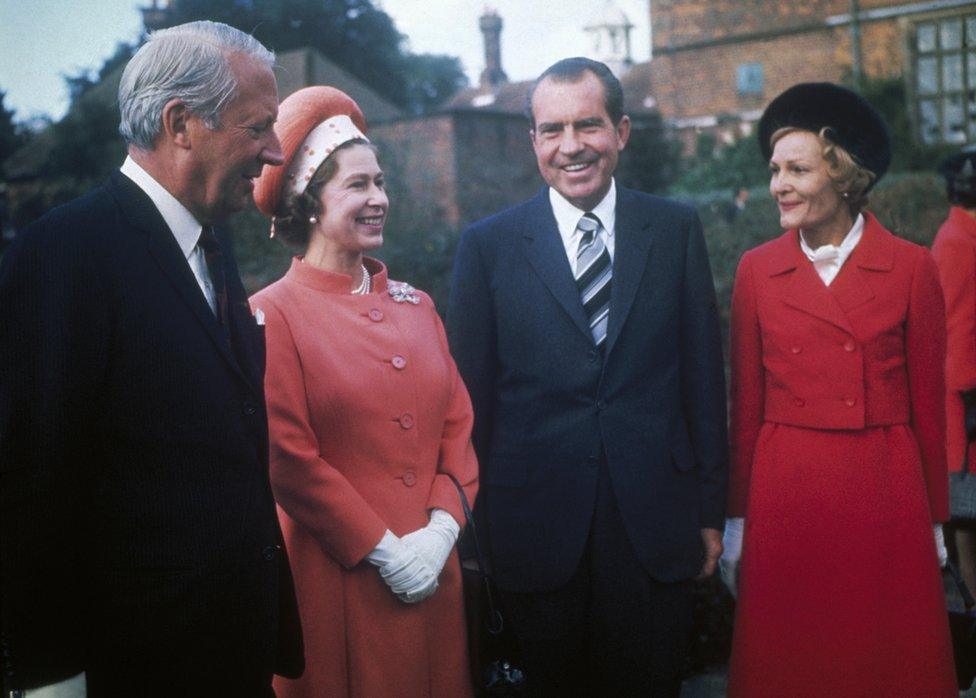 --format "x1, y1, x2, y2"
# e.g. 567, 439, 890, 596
530, 71, 630, 211
769, 130, 851, 242
185, 52, 283, 223
314, 144, 388, 255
